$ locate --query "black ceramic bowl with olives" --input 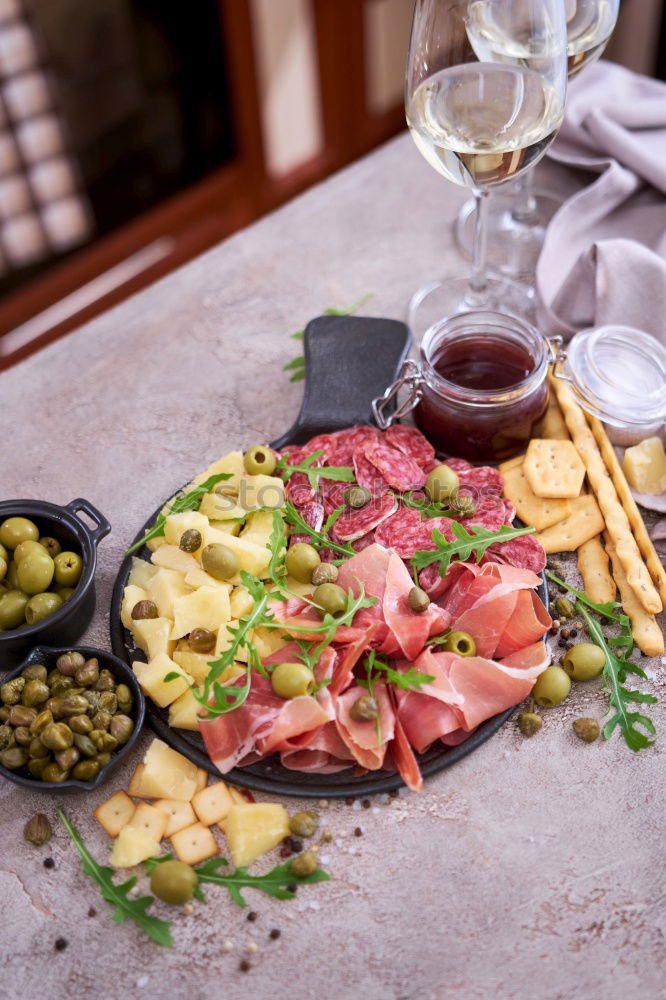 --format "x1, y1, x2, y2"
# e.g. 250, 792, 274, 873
0, 645, 145, 792
0, 499, 111, 670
